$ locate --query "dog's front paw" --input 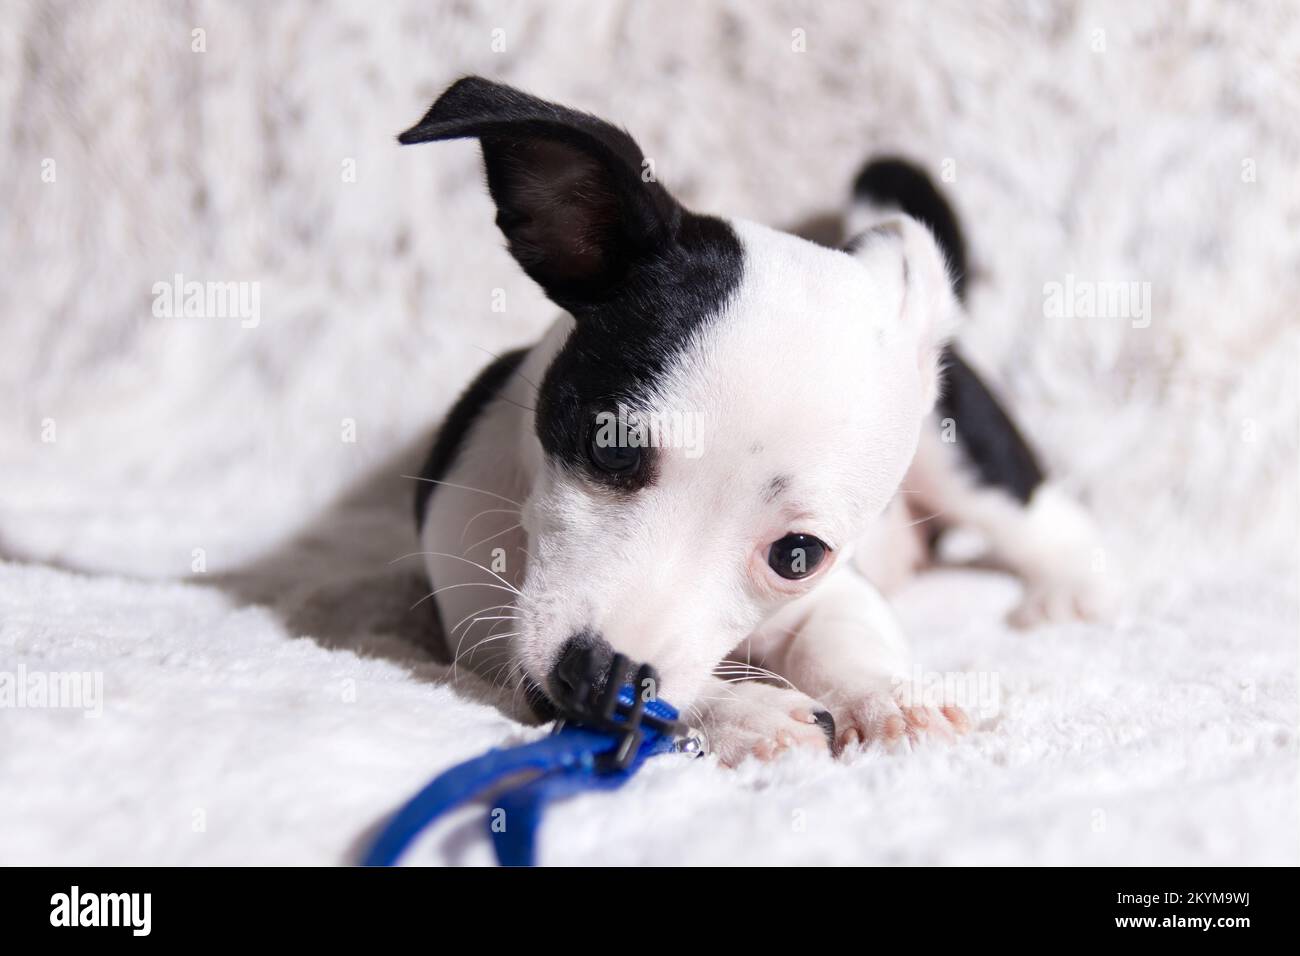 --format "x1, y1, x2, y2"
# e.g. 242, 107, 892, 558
693, 681, 836, 768
830, 678, 970, 753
